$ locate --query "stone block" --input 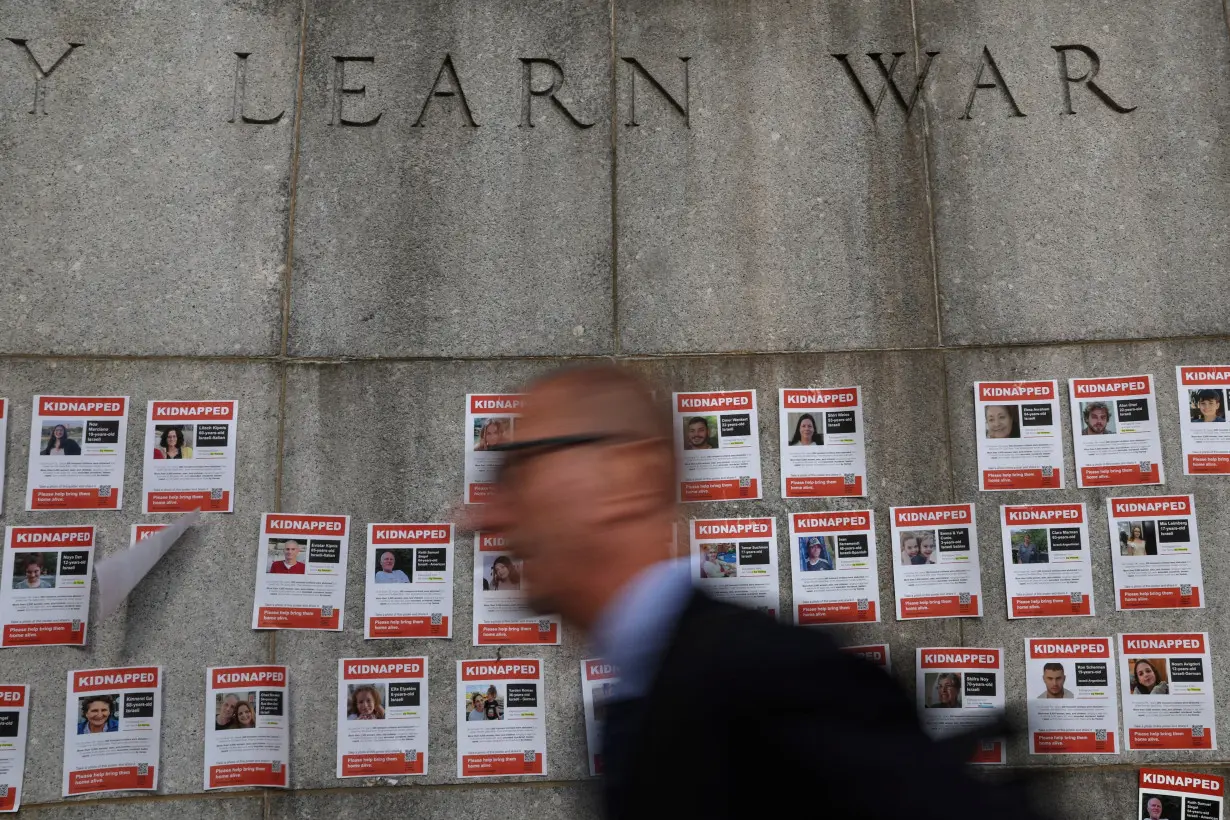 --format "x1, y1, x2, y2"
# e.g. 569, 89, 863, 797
15, 796, 263, 820
278, 360, 590, 787
615, 0, 936, 354
945, 341, 1230, 765
287, 0, 613, 358
918, 0, 1230, 345
0, 359, 279, 802
627, 351, 961, 689
269, 783, 601, 819
0, 0, 298, 356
